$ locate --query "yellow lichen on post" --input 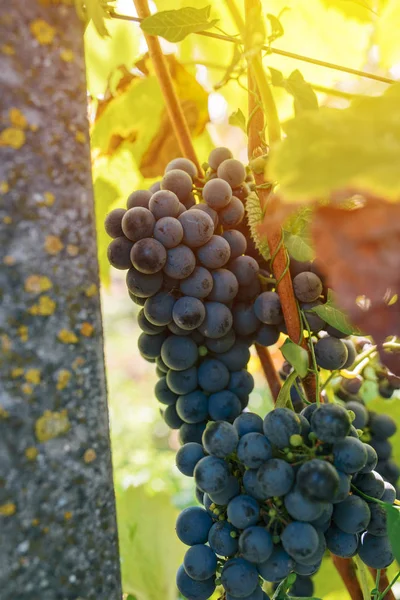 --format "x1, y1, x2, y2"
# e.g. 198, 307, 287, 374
80, 322, 94, 337
25, 275, 53, 293
35, 409, 71, 442
0, 181, 9, 193
60, 48, 74, 62
25, 447, 38, 461
18, 326, 29, 342
30, 19, 56, 45
28, 296, 56, 316
0, 128, 26, 149
85, 284, 97, 297
0, 502, 16, 517
56, 369, 71, 390
44, 235, 64, 255
25, 369, 41, 385
57, 329, 78, 344
9, 108, 28, 129
84, 448, 97, 464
